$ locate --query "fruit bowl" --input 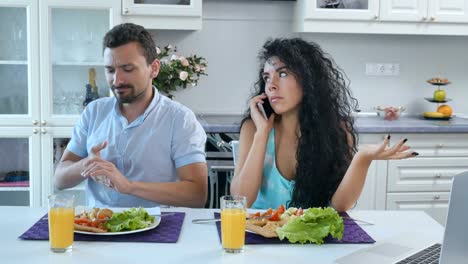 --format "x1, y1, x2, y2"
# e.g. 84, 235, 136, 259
375, 106, 406, 121
427, 77, 451, 85
422, 112, 452, 120
424, 97, 452, 103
